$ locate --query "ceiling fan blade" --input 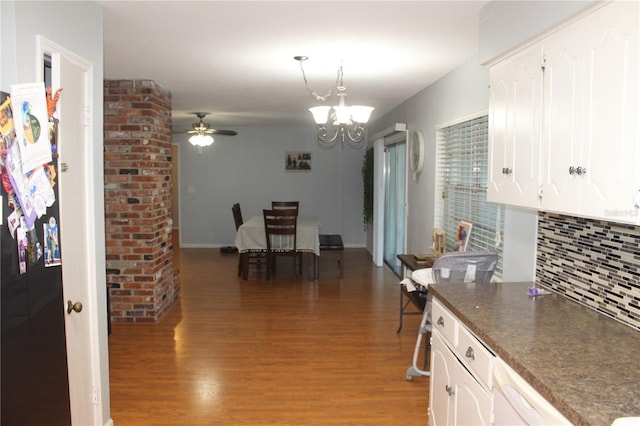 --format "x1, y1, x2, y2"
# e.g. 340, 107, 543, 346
209, 129, 238, 136
171, 112, 238, 136
172, 128, 238, 136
